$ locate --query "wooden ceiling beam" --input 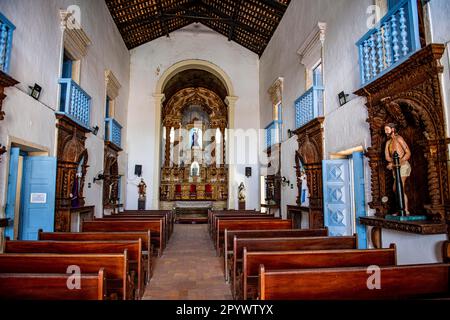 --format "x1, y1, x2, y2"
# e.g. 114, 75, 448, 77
198, 1, 269, 40
228, 0, 242, 41
156, 0, 170, 37
258, 0, 288, 16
